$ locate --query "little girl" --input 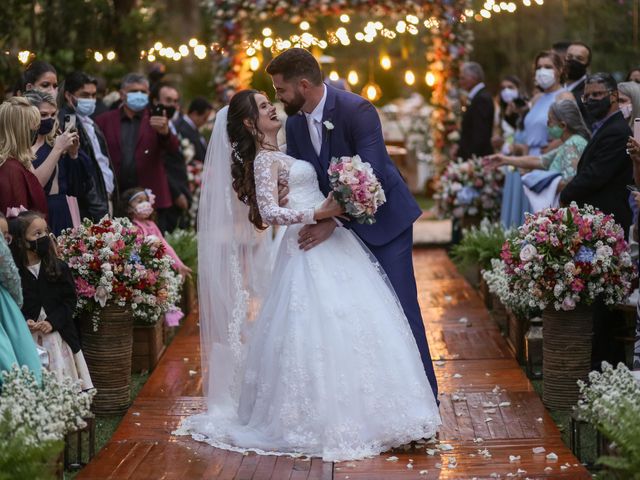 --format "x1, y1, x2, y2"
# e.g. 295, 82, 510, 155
119, 187, 192, 278
9, 210, 93, 390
